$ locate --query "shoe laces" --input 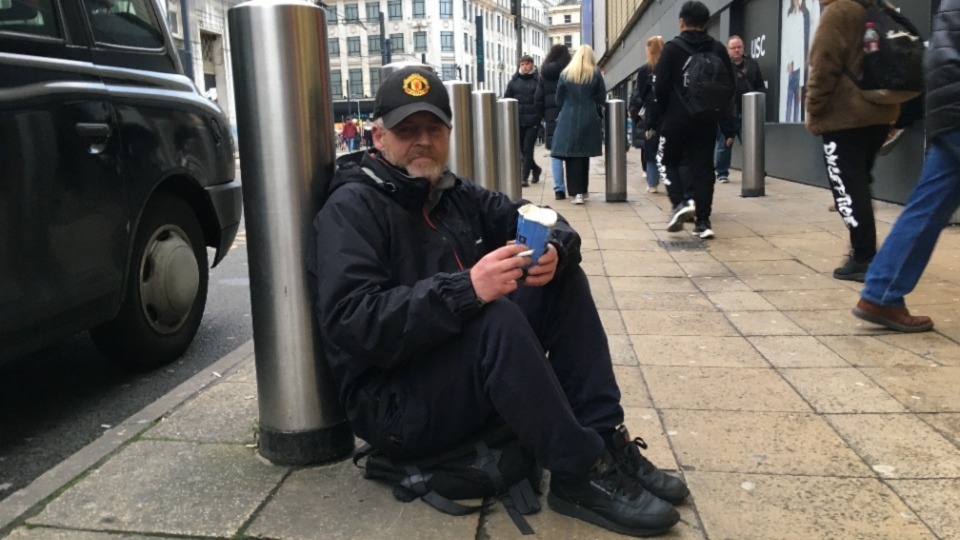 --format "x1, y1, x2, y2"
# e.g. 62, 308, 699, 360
594, 455, 647, 501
